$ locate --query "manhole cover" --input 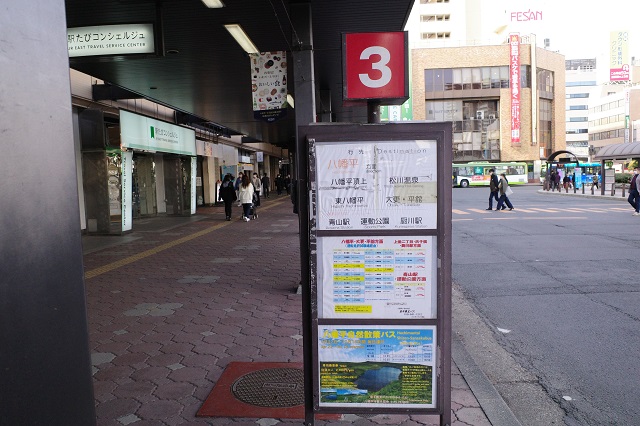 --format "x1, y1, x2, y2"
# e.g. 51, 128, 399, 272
231, 368, 304, 408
